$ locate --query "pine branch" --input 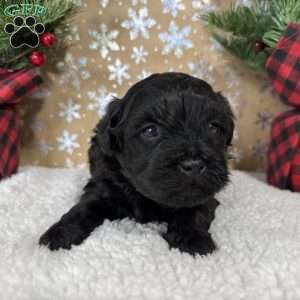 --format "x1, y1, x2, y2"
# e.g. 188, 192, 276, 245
202, 2, 273, 41
263, 0, 300, 48
202, 0, 300, 72
212, 34, 268, 70
0, 0, 77, 70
